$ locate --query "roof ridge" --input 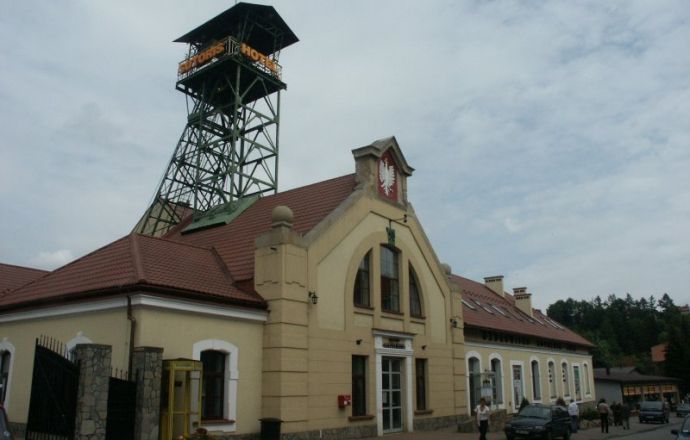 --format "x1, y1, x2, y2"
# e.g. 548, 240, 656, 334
130, 234, 147, 284
135, 232, 216, 252
0, 262, 49, 273
11, 235, 132, 295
